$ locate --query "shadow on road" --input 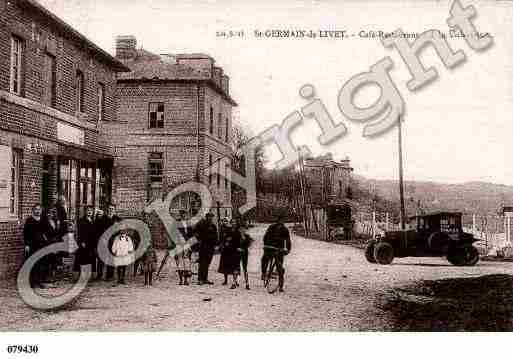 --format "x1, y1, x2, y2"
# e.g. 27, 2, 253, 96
392, 263, 455, 268
382, 274, 513, 331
